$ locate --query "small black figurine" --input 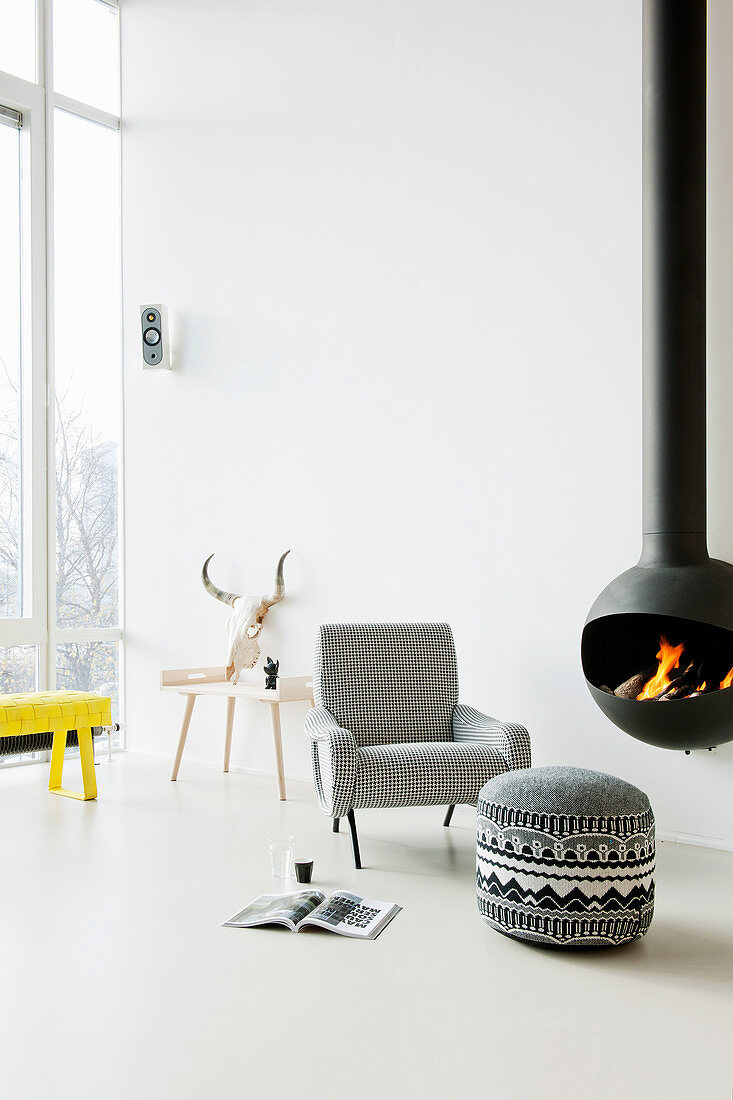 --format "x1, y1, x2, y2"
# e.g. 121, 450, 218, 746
264, 657, 279, 690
